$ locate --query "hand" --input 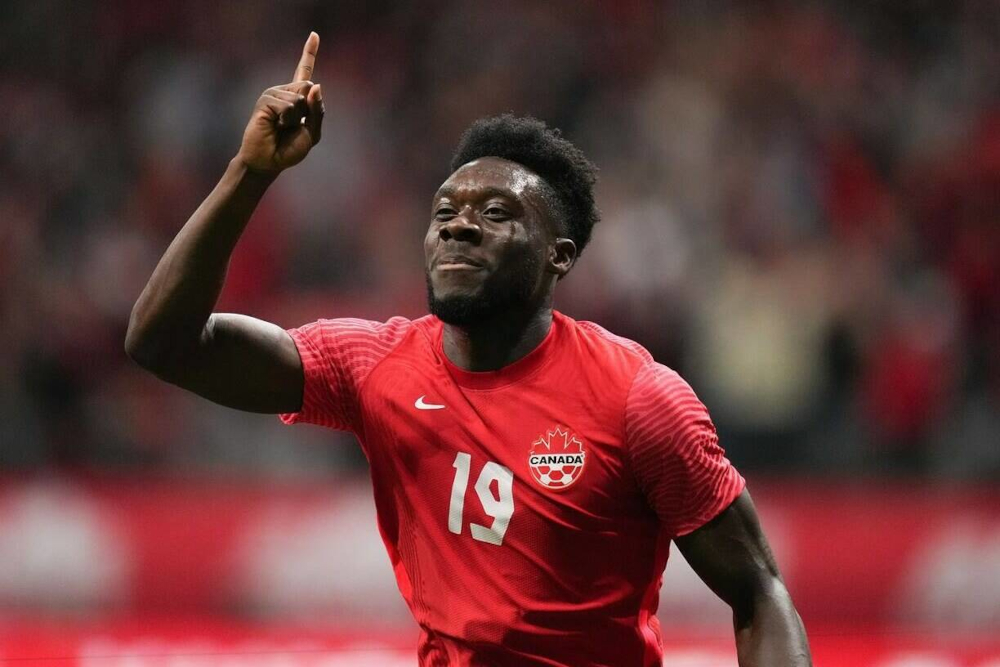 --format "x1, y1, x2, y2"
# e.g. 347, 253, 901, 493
237, 32, 325, 175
